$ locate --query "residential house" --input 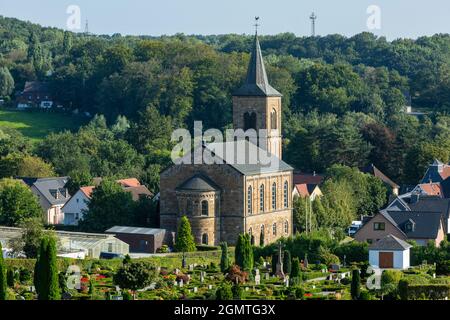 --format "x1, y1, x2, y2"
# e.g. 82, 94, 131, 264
16, 81, 54, 109
292, 183, 322, 201
419, 160, 450, 198
105, 226, 167, 254
18, 177, 70, 225
354, 210, 446, 247
411, 183, 444, 198
292, 172, 324, 201
62, 178, 153, 225
369, 234, 412, 269
362, 164, 399, 196
385, 194, 450, 235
